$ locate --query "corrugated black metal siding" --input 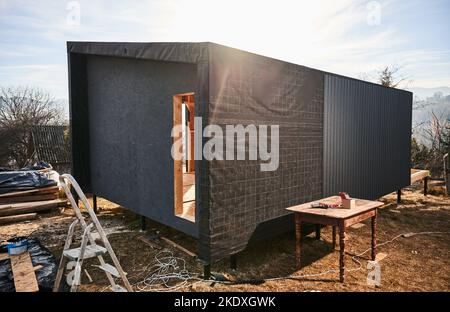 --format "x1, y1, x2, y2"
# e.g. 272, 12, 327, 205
323, 74, 412, 199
